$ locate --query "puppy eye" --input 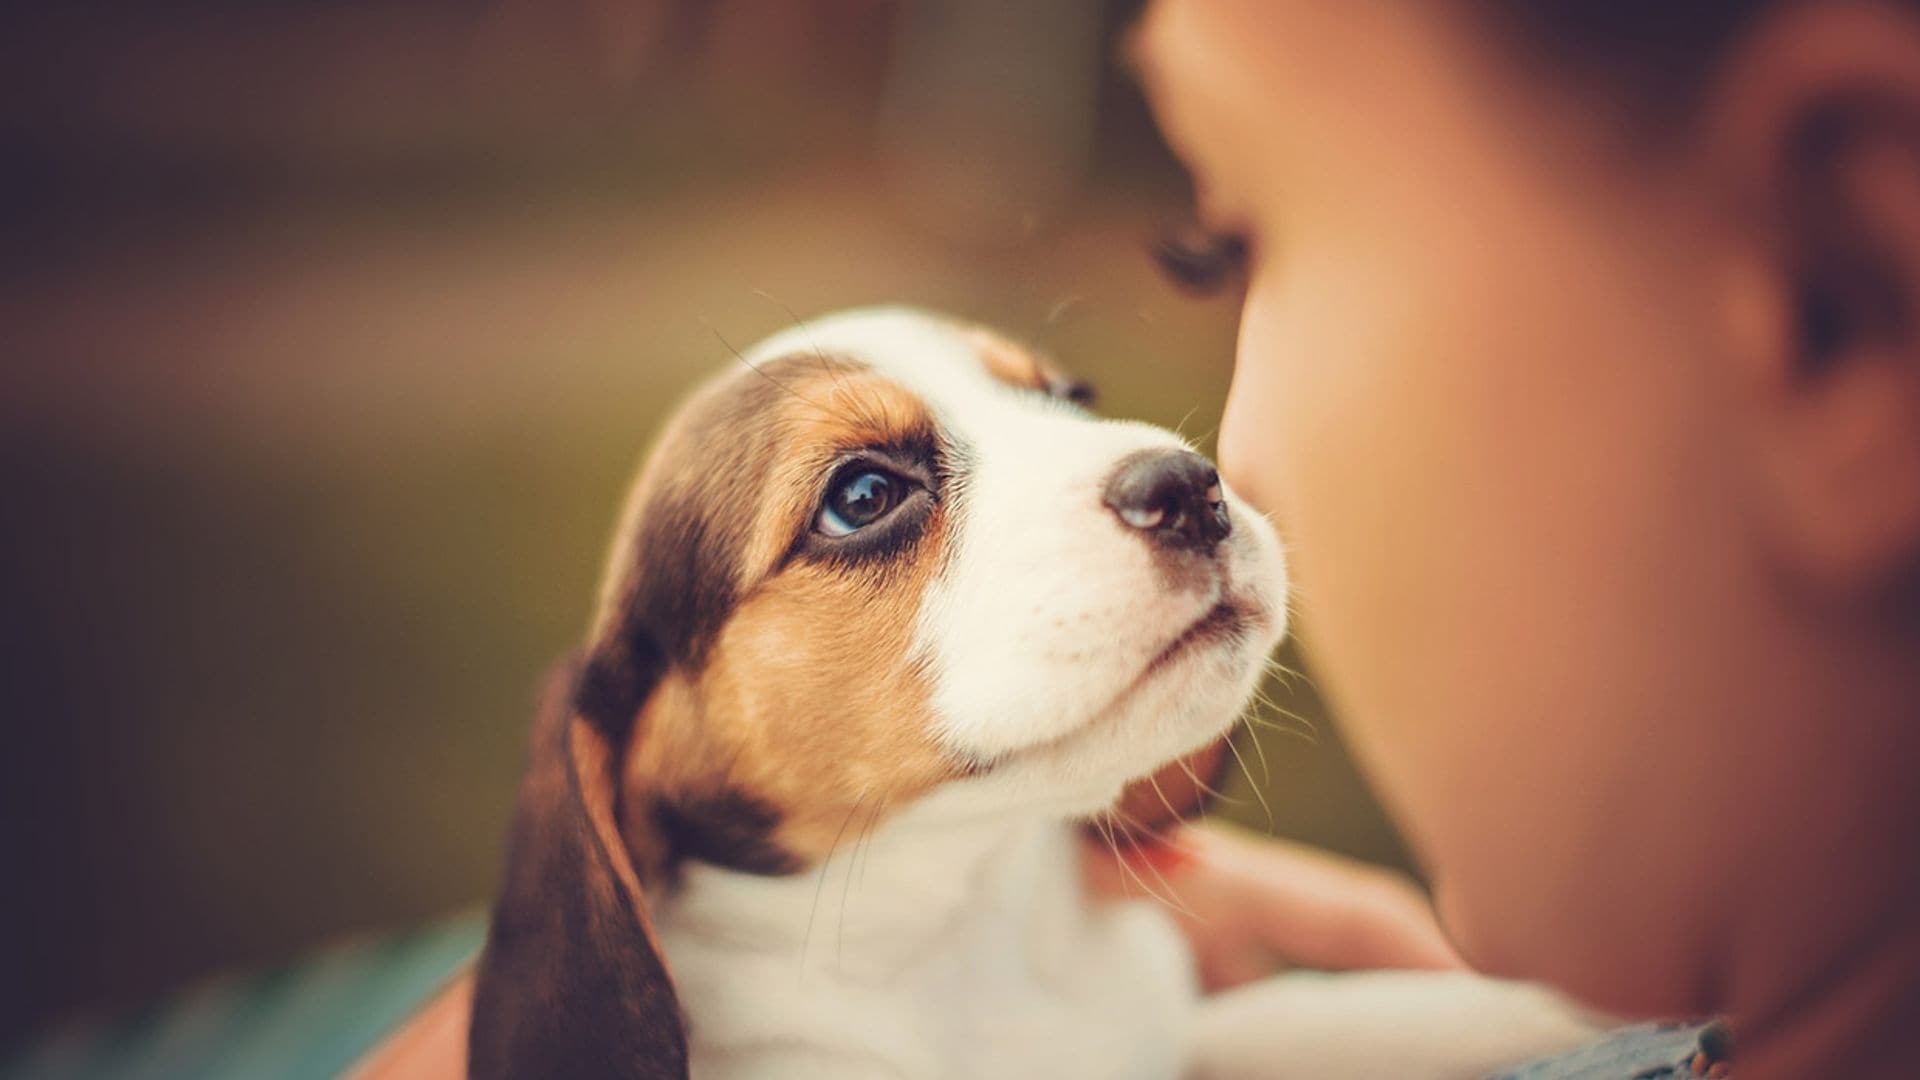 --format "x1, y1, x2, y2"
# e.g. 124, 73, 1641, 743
1048, 376, 1098, 408
1151, 224, 1249, 297
816, 469, 905, 537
